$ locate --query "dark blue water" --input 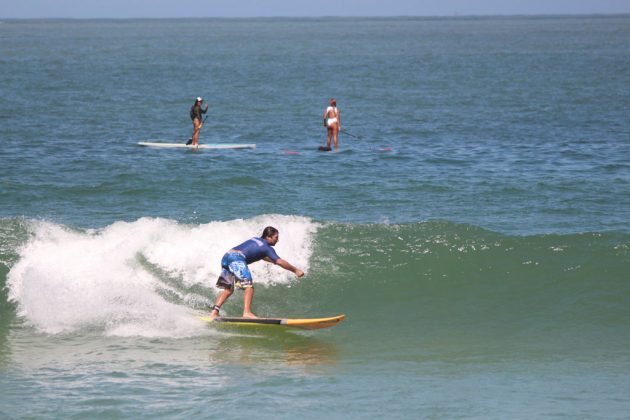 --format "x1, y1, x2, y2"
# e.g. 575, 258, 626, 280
1, 16, 629, 233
